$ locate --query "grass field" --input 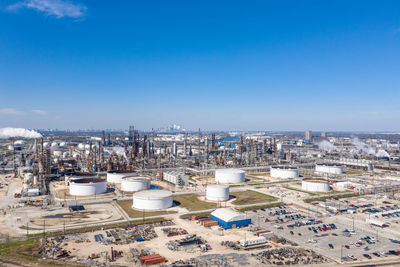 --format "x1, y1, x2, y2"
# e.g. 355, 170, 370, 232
303, 192, 359, 203
179, 211, 212, 219
117, 200, 176, 218
230, 190, 278, 205
173, 194, 217, 211
26, 217, 167, 238
237, 202, 283, 212
0, 239, 84, 267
